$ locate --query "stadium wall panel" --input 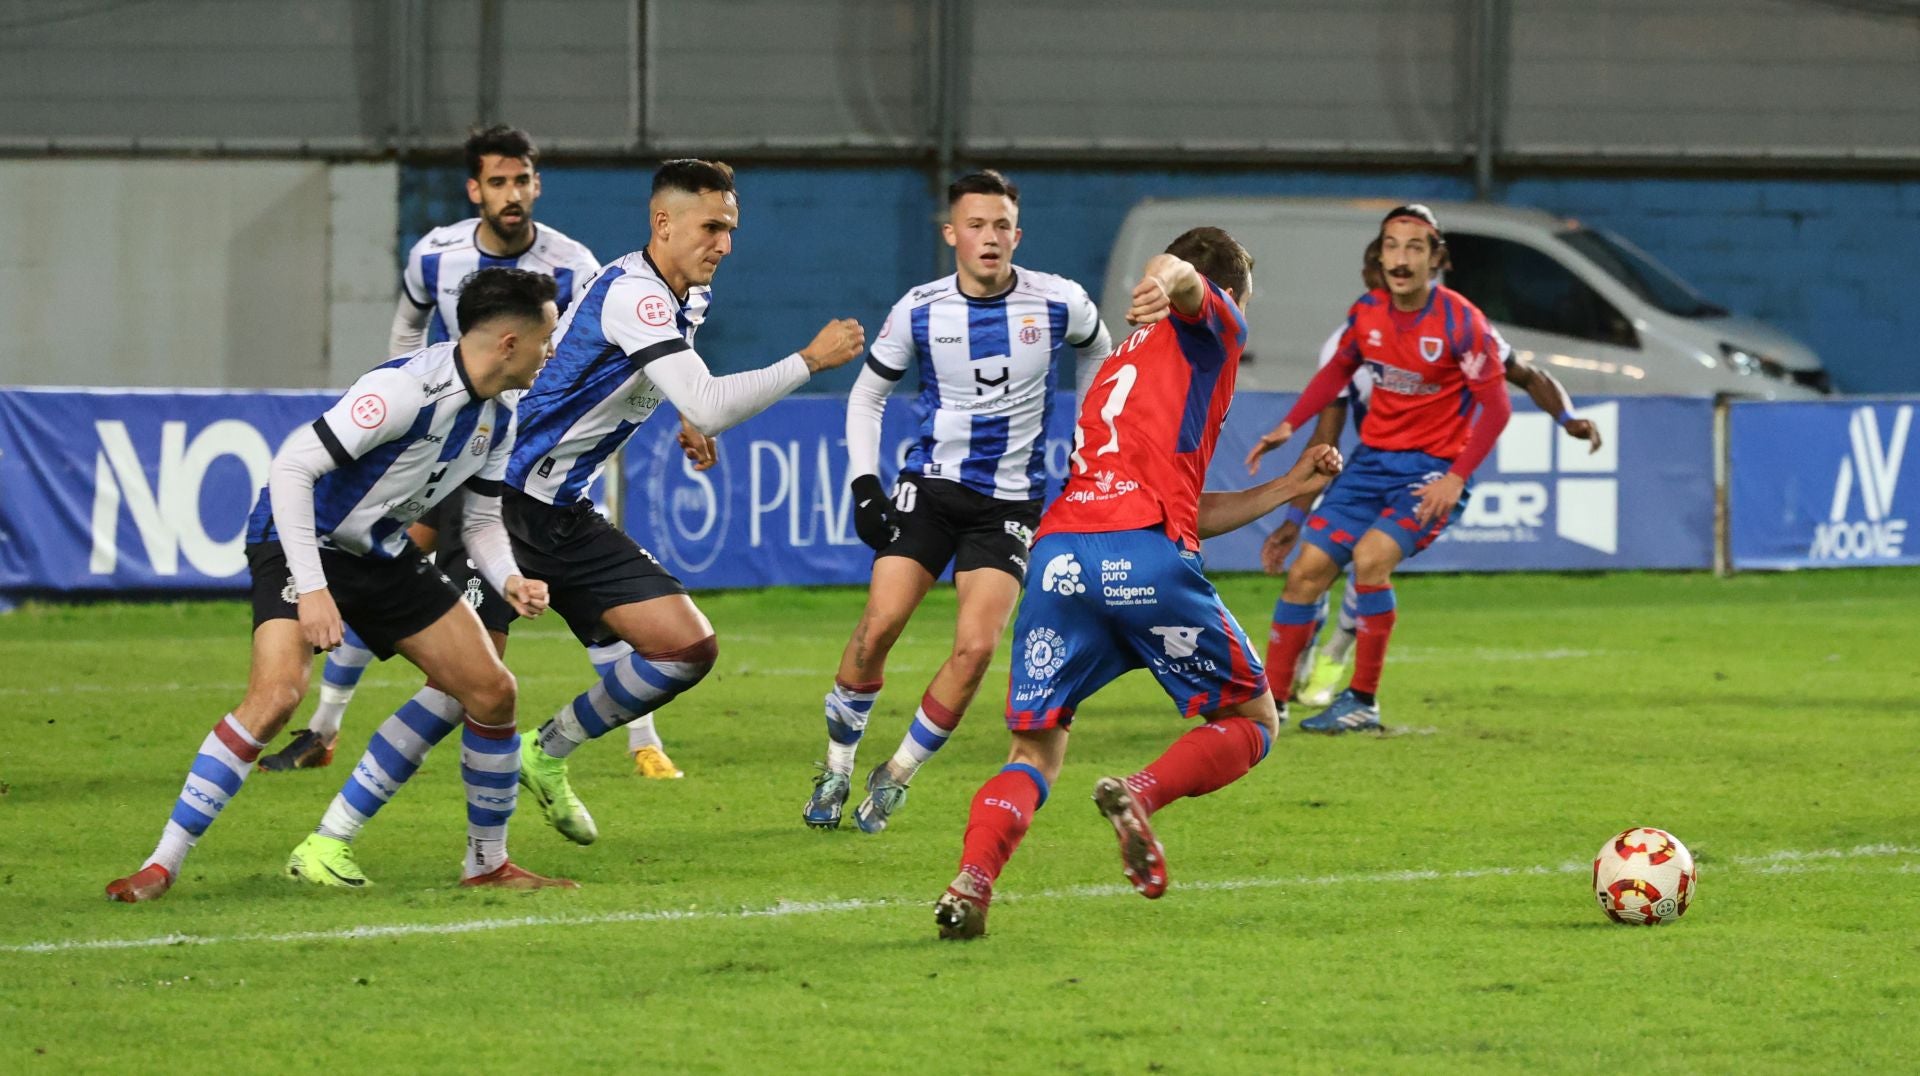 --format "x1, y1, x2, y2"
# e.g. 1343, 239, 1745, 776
451, 164, 1919, 395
